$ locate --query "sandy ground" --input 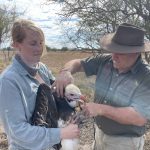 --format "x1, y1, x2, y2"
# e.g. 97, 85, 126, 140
1, 121, 150, 150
